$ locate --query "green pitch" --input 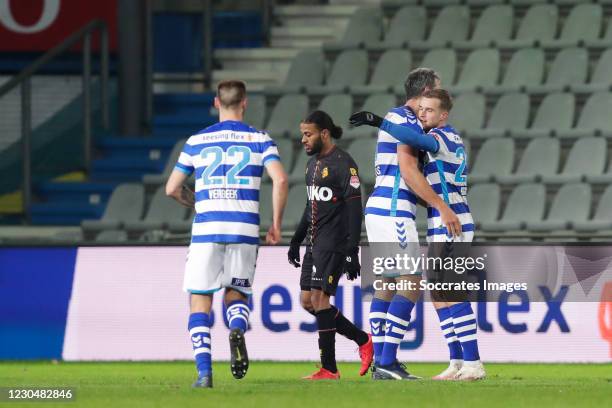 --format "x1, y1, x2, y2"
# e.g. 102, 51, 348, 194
0, 361, 609, 408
